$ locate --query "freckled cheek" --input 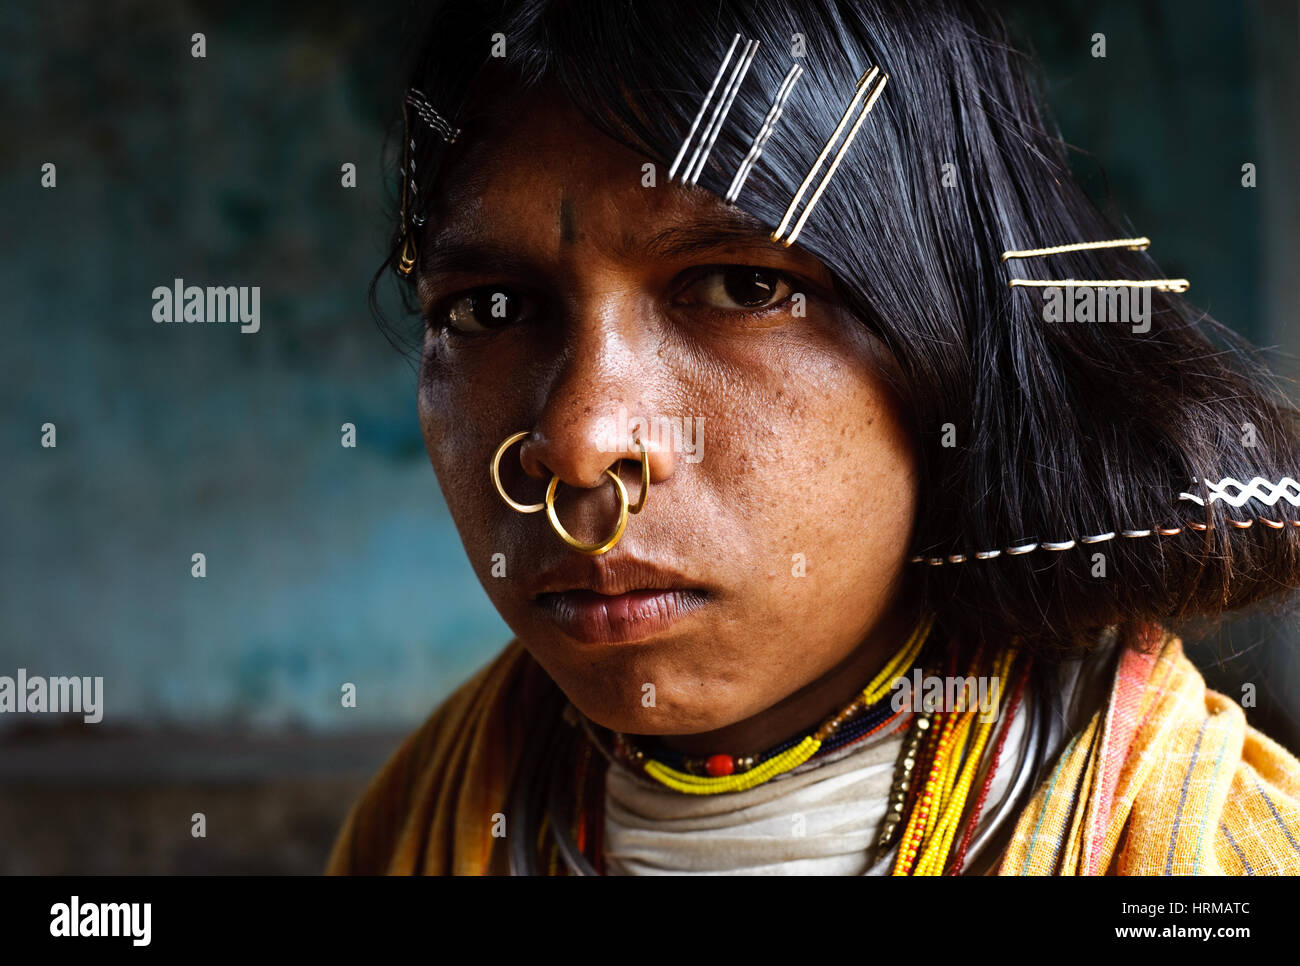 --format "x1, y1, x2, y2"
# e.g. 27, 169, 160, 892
760, 380, 916, 565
